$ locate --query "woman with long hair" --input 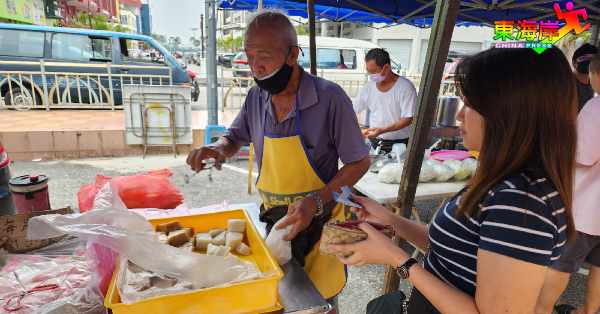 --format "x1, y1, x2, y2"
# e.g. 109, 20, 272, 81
329, 47, 578, 313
